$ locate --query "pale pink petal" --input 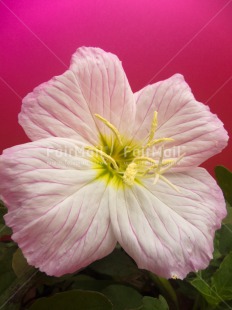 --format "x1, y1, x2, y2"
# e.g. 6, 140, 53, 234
70, 47, 136, 136
0, 138, 116, 276
19, 47, 136, 144
133, 74, 228, 170
109, 168, 226, 279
